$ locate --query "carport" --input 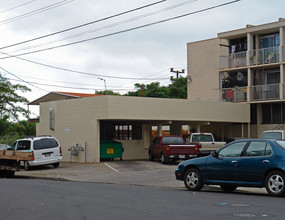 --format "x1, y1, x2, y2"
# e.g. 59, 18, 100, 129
32, 95, 250, 162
